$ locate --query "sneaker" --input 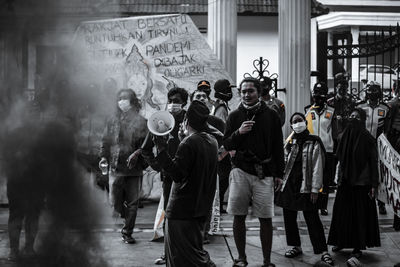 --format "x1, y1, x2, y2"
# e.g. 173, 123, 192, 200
346, 256, 362, 267
379, 205, 387, 215
21, 247, 36, 258
320, 209, 328, 216
203, 233, 210, 244
154, 254, 166, 265
122, 234, 136, 244
7, 249, 19, 261
394, 216, 400, 231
